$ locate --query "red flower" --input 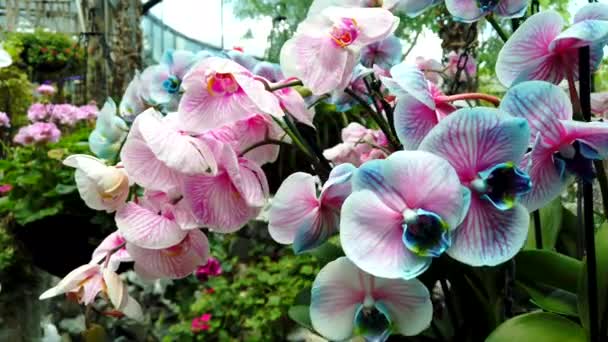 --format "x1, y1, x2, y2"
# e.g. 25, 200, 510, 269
191, 313, 212, 333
